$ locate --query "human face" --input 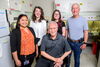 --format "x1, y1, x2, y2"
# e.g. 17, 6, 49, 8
54, 11, 60, 20
35, 8, 41, 18
48, 23, 58, 37
19, 16, 28, 28
71, 4, 80, 17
